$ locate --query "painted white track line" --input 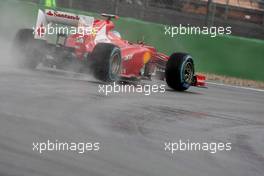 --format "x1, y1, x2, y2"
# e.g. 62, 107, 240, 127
207, 81, 264, 92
